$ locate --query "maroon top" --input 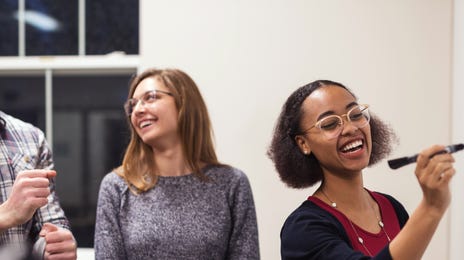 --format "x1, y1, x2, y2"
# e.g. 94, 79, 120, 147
308, 190, 401, 256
